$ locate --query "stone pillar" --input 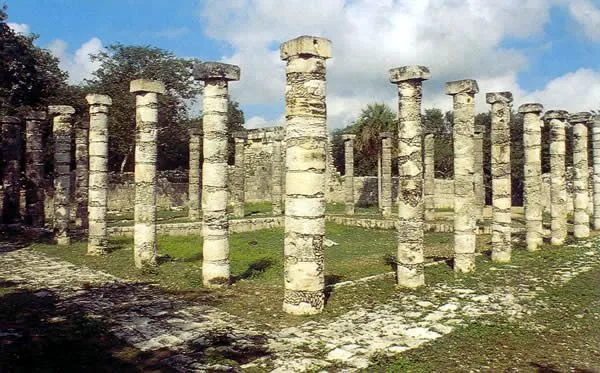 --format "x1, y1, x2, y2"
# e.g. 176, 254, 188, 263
473, 120, 485, 219
486, 92, 513, 263
272, 130, 284, 215
570, 112, 592, 238
380, 132, 393, 218
188, 127, 202, 220
86, 94, 112, 255
593, 115, 600, 230
48, 106, 75, 245
74, 118, 89, 229
232, 131, 247, 218
390, 66, 430, 288
130, 80, 165, 268
445, 79, 479, 273
423, 133, 435, 221
519, 103, 544, 251
545, 110, 569, 246
193, 62, 240, 287
1, 116, 23, 224
342, 134, 356, 215
24, 110, 46, 227
377, 154, 382, 210
281, 35, 331, 315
